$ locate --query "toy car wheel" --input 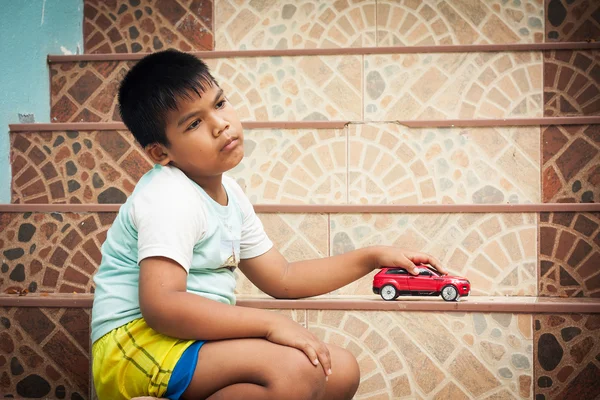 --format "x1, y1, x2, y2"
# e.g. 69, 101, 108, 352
380, 284, 397, 301
441, 285, 459, 301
